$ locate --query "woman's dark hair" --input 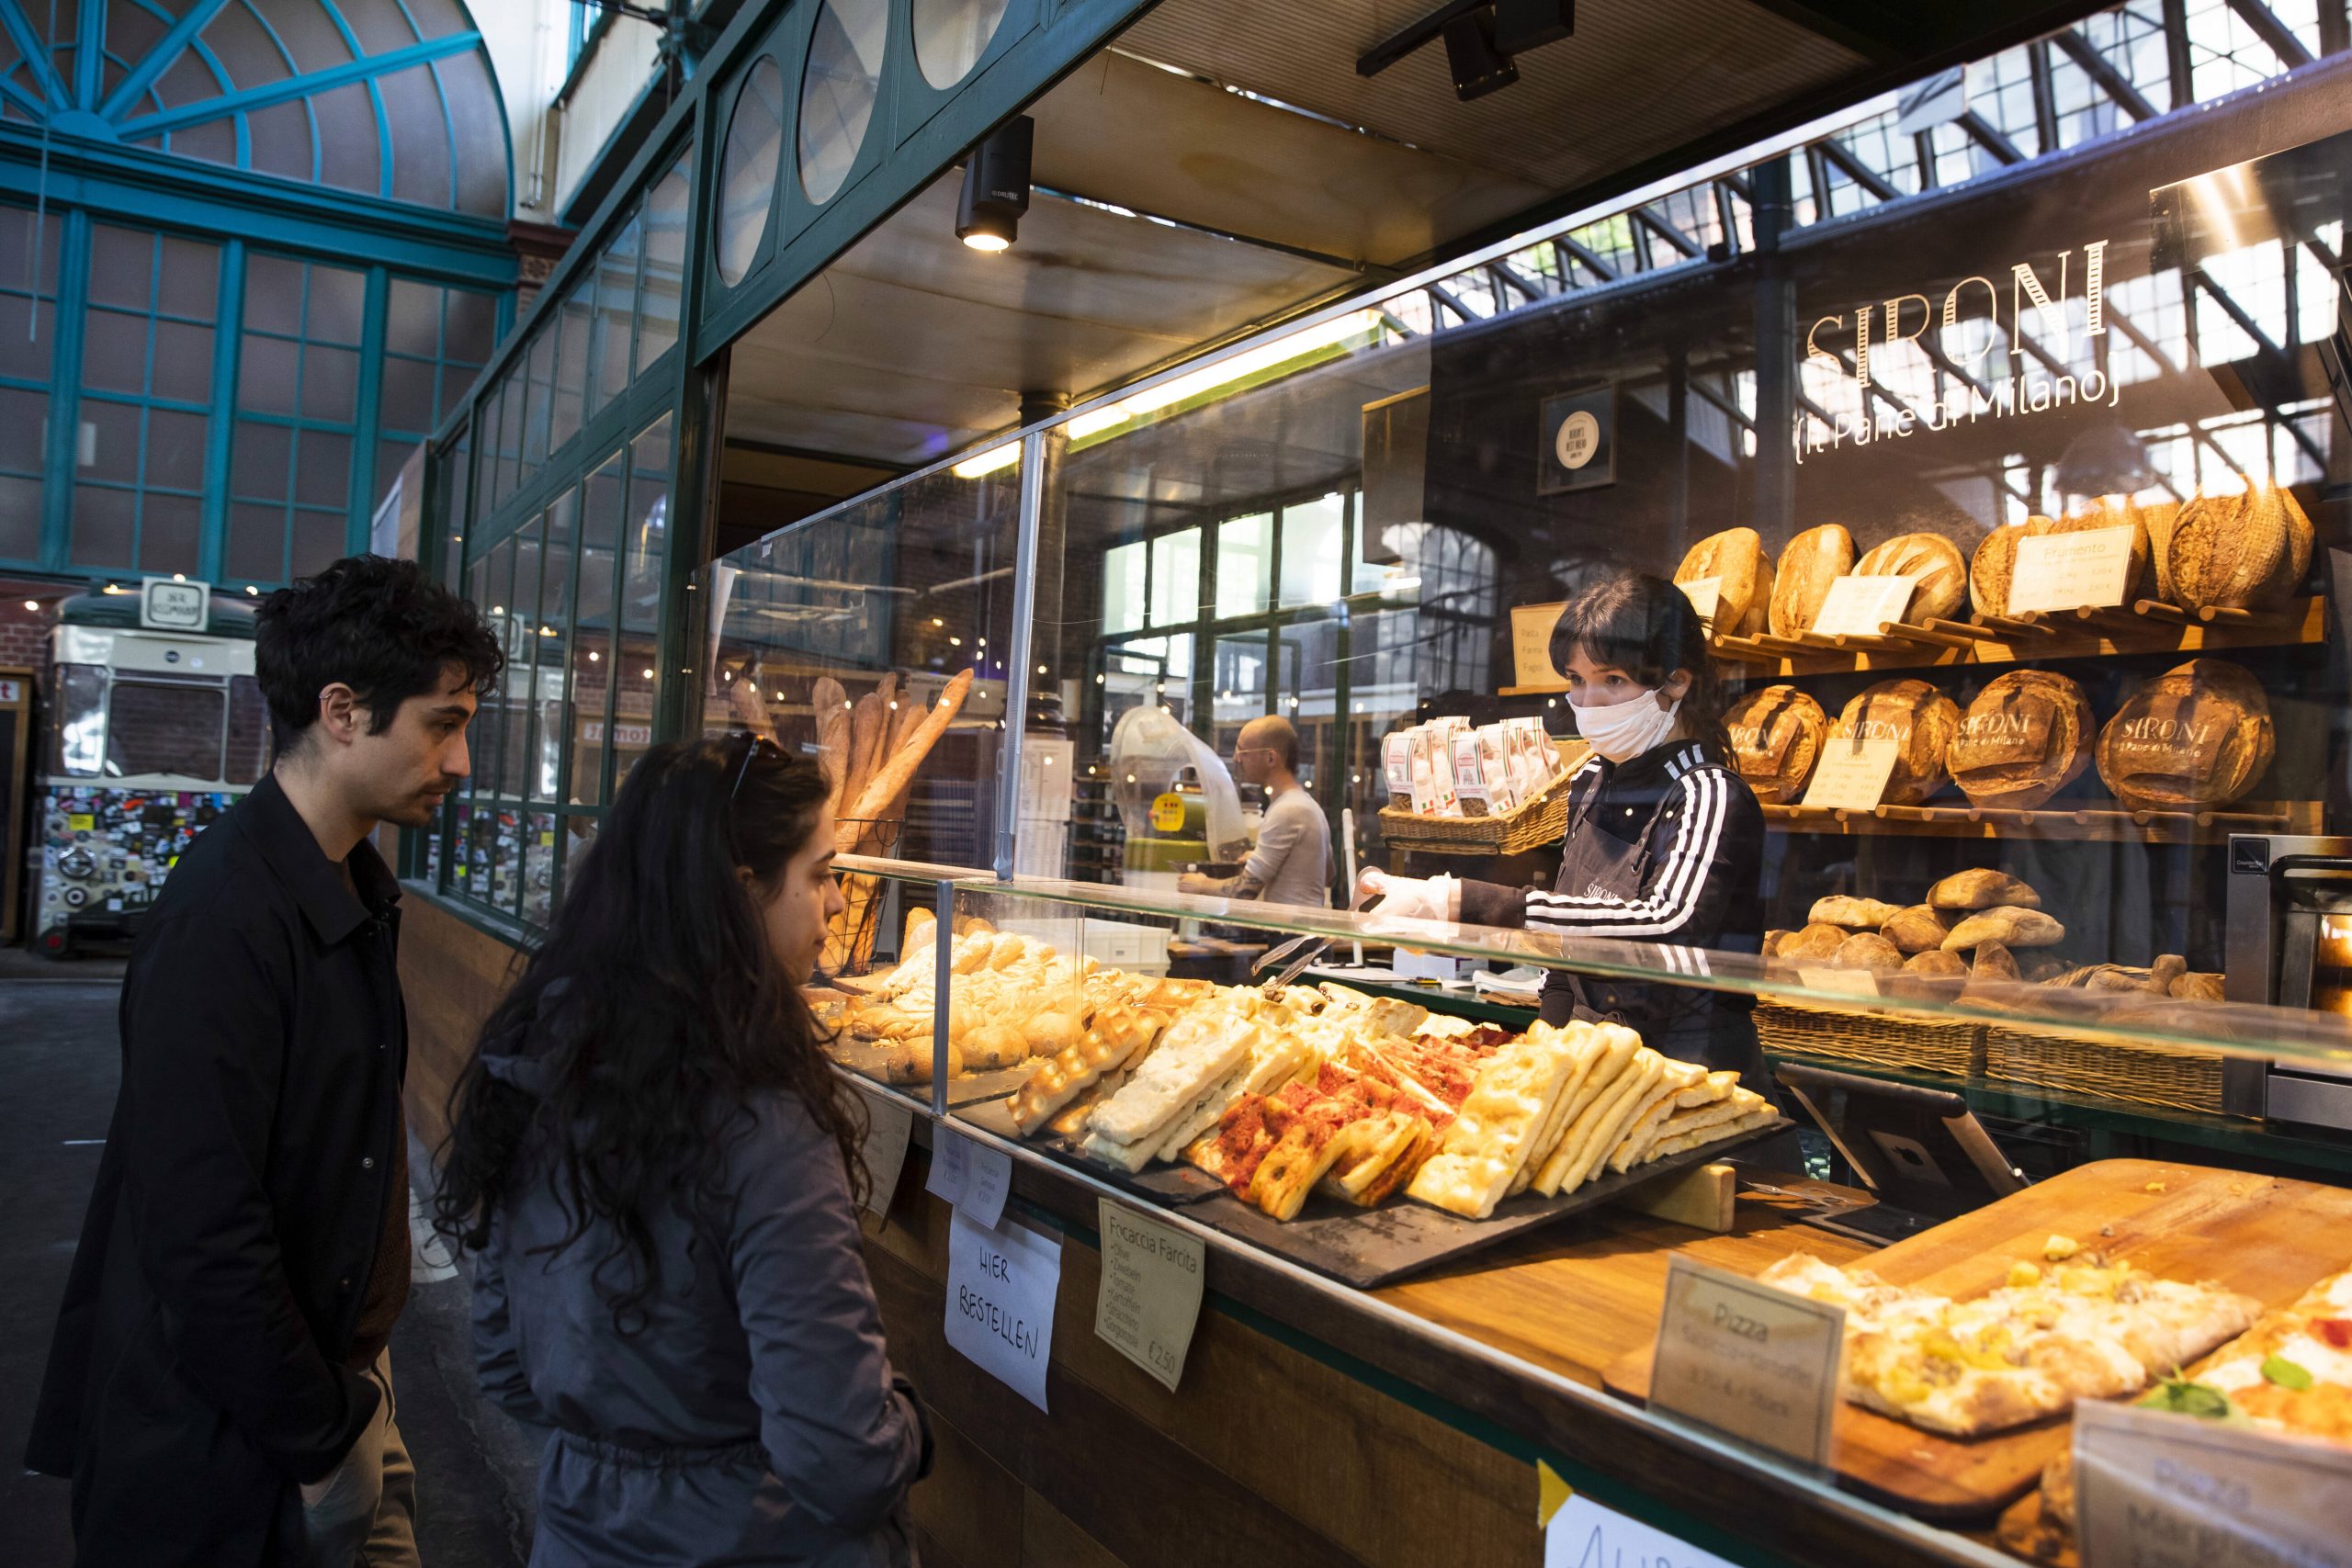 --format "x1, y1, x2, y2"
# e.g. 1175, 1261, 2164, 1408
254, 554, 505, 753
433, 736, 864, 1329
1551, 572, 1733, 760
